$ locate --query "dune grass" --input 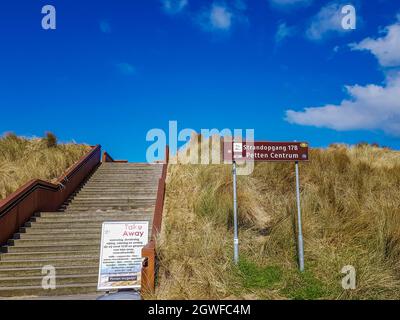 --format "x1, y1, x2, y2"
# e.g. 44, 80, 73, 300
150, 142, 400, 300
0, 132, 90, 200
